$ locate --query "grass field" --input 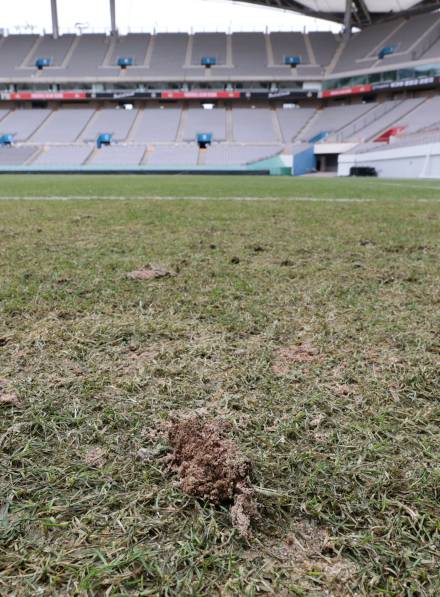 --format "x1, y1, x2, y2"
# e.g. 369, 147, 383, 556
1, 175, 440, 595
